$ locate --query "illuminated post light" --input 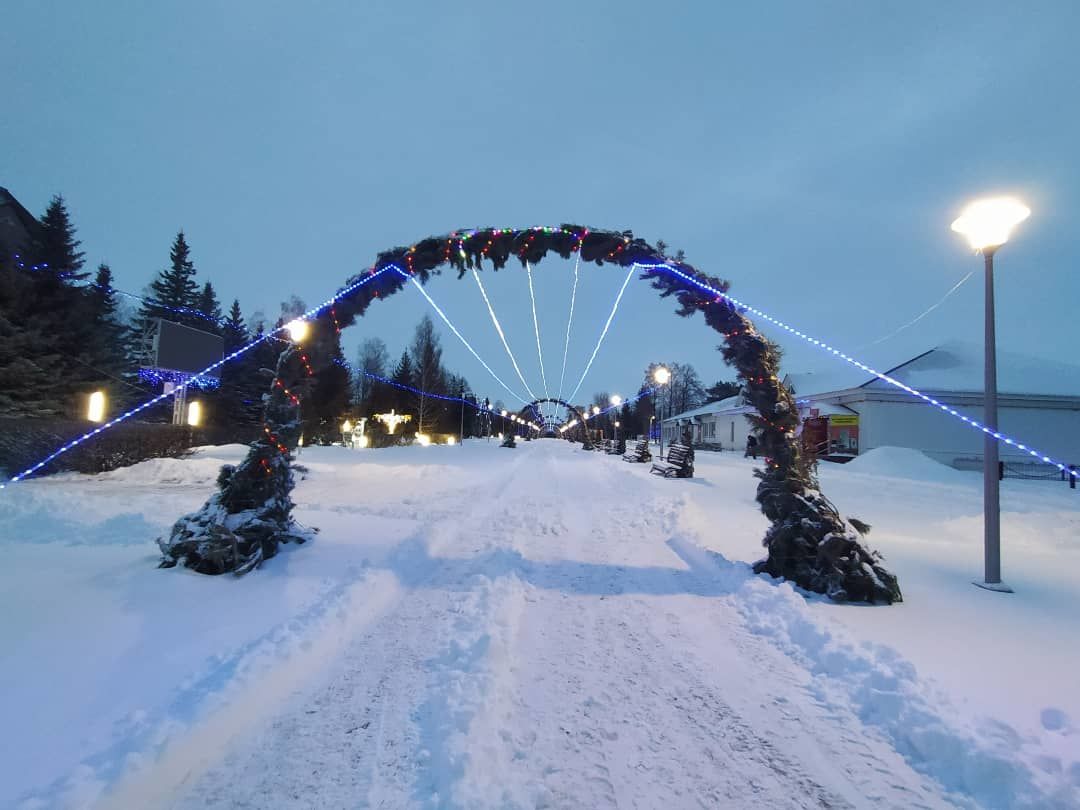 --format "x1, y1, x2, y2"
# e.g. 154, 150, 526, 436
951, 196, 1030, 594
342, 419, 353, 433
87, 391, 106, 423
446, 435, 456, 446
187, 401, 202, 427
610, 394, 622, 407
654, 365, 672, 457
286, 319, 310, 343
416, 433, 431, 446
356, 434, 369, 448
592, 405, 600, 416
